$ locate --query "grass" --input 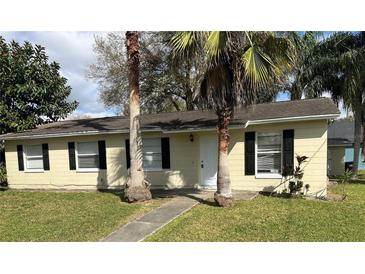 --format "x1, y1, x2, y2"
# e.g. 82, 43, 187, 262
146, 183, 365, 242
0, 191, 165, 241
